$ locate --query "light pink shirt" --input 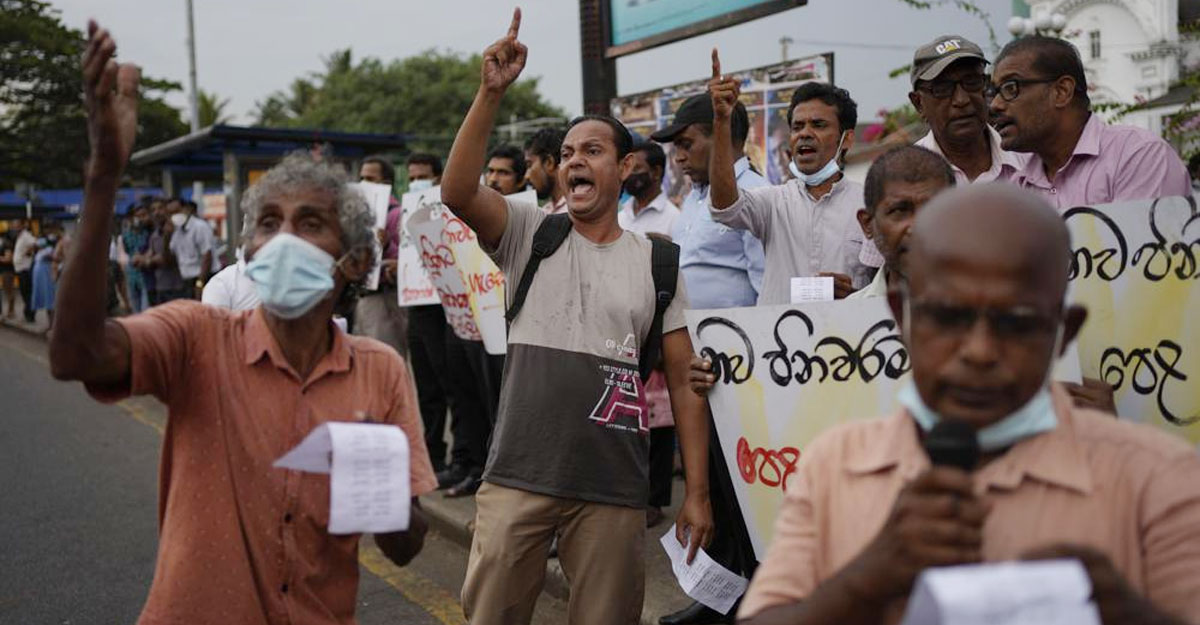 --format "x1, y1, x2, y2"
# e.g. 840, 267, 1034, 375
1012, 114, 1191, 210
739, 385, 1200, 624
914, 126, 1025, 184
